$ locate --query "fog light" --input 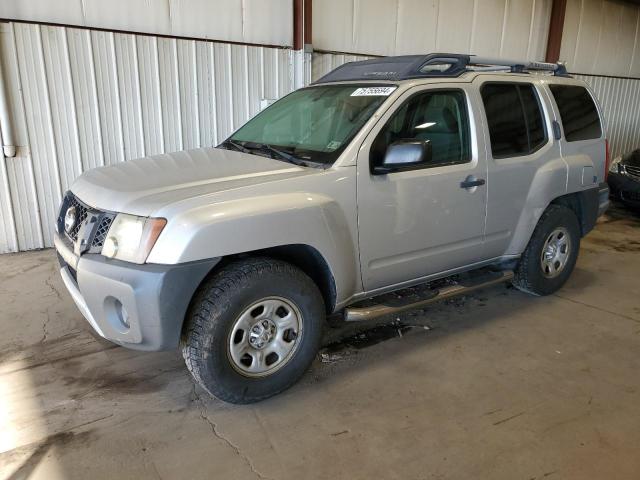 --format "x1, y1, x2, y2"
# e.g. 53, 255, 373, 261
105, 297, 131, 332
116, 300, 130, 328
102, 236, 118, 258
